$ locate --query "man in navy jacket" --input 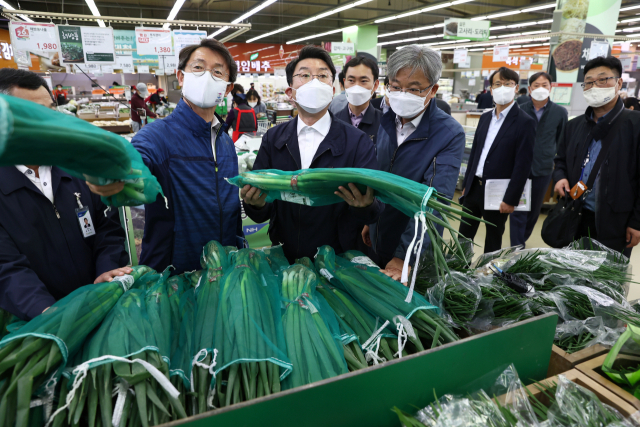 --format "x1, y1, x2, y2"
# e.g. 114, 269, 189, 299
367, 45, 465, 281
460, 67, 536, 253
0, 69, 130, 320
241, 46, 383, 263
89, 39, 245, 275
